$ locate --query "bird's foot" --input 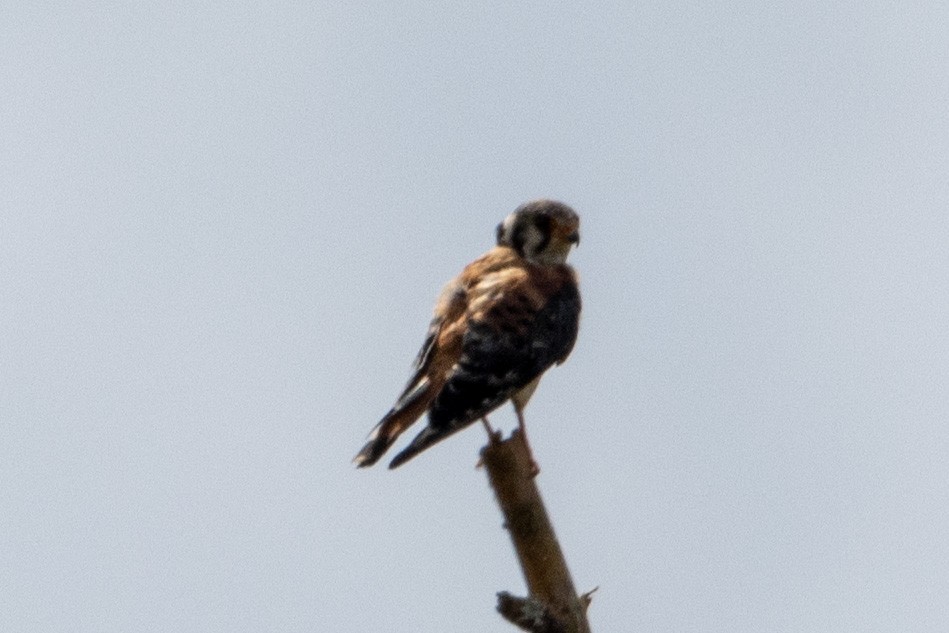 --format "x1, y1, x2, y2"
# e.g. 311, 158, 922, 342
481, 416, 502, 443
513, 416, 540, 478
